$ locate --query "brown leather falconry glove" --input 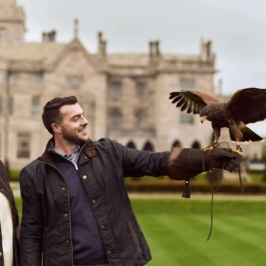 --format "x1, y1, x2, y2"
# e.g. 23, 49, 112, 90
167, 147, 242, 209
167, 147, 242, 180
